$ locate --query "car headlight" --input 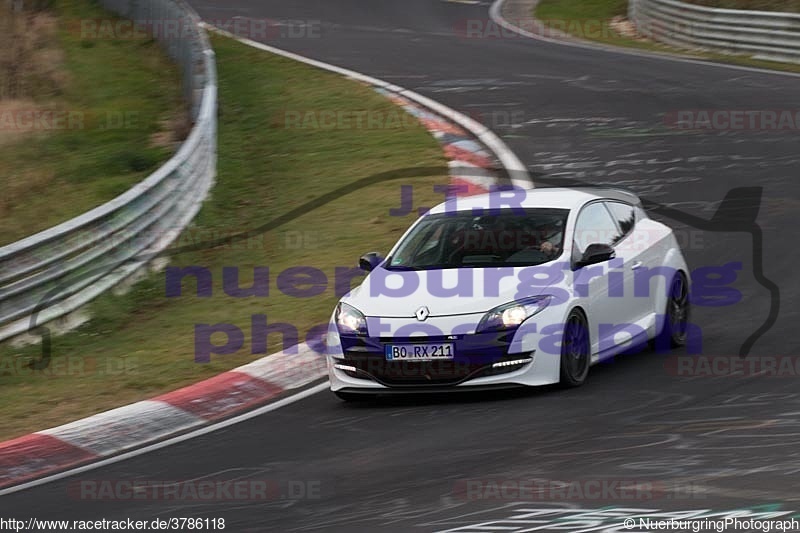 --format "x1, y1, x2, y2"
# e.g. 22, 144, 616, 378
335, 302, 367, 335
476, 296, 552, 333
